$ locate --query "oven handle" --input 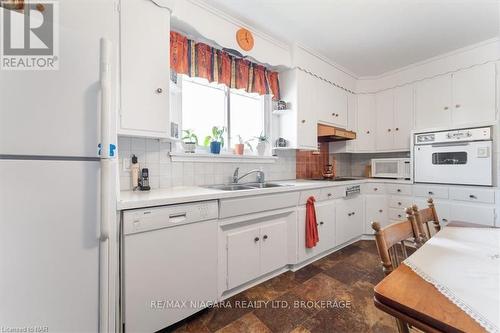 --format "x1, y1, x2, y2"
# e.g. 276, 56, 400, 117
431, 142, 470, 148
